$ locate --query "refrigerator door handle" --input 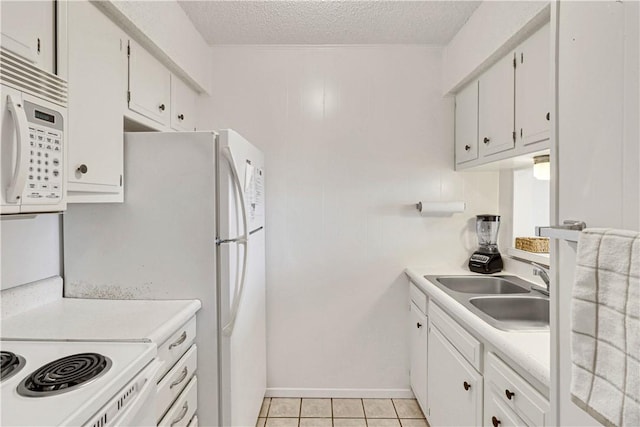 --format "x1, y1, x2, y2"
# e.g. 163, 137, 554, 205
221, 146, 249, 337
